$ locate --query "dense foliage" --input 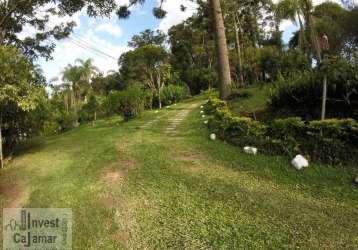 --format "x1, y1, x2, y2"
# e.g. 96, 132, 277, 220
206, 97, 358, 165
1, 0, 358, 167
104, 85, 146, 120
270, 55, 358, 120
160, 85, 191, 106
0, 46, 47, 162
